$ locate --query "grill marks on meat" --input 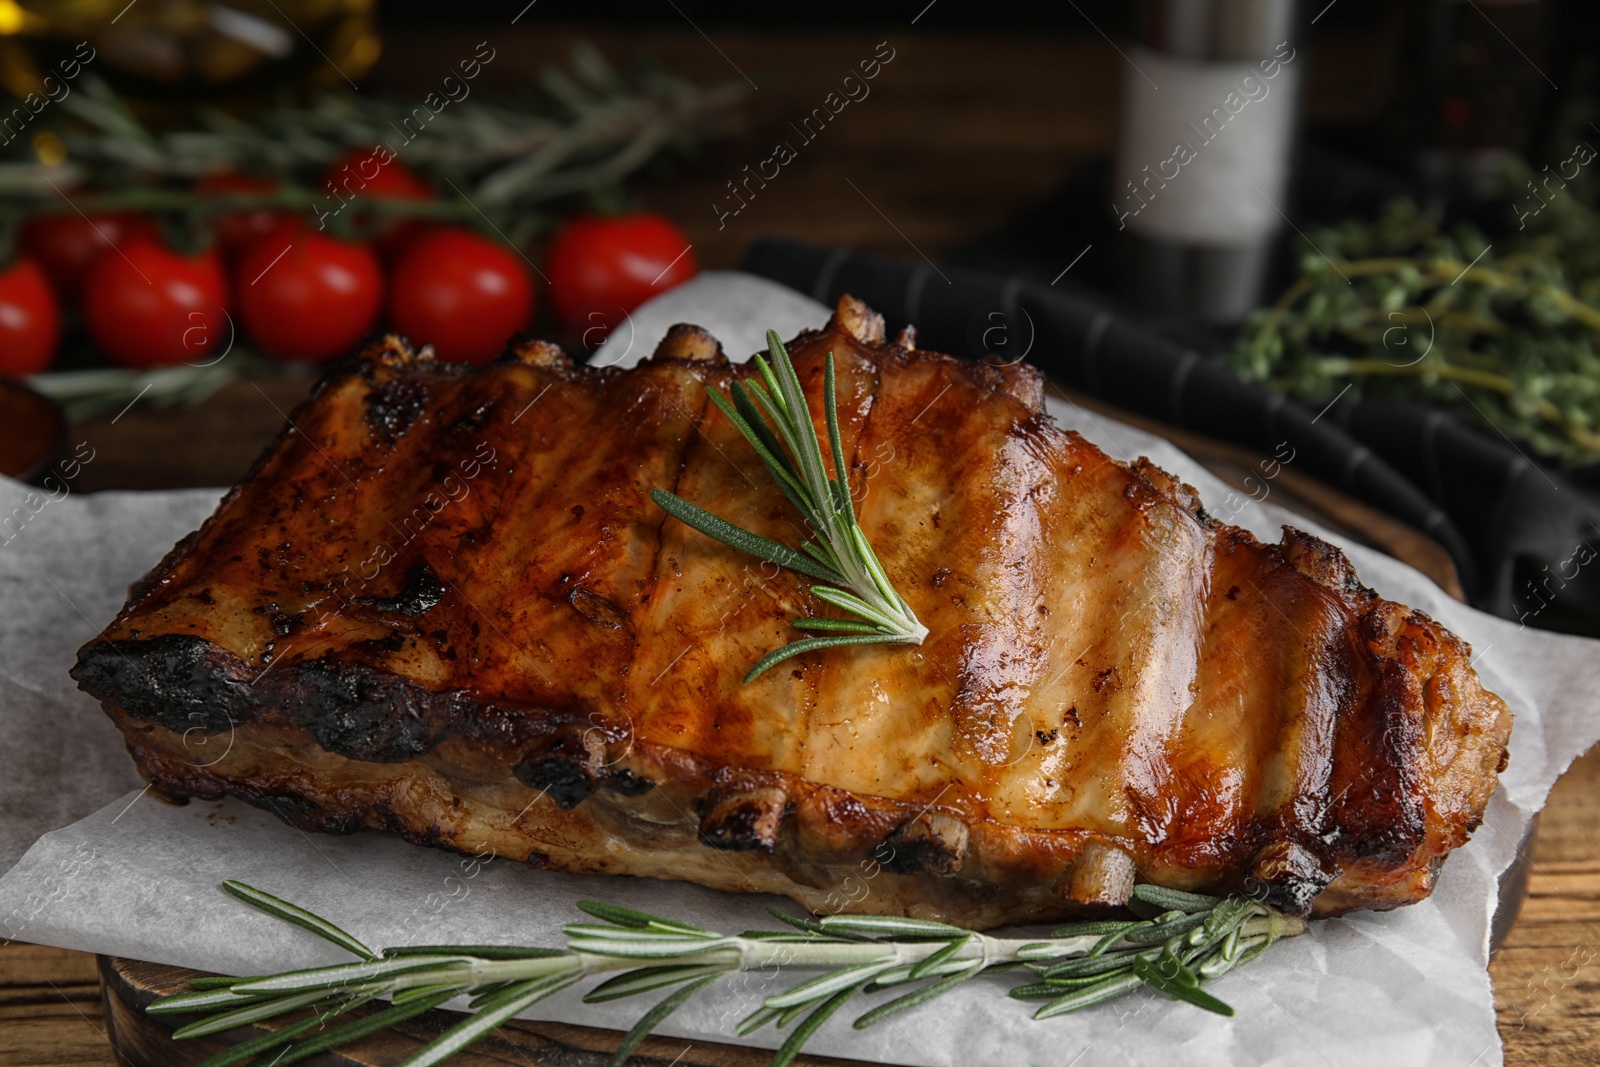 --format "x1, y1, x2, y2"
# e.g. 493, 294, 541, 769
71, 296, 1512, 928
